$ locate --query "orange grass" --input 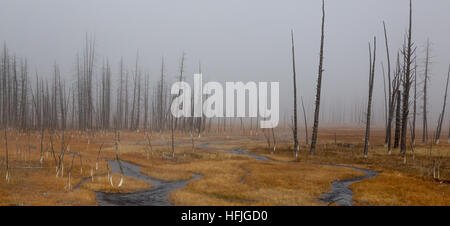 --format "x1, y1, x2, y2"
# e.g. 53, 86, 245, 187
0, 128, 448, 206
